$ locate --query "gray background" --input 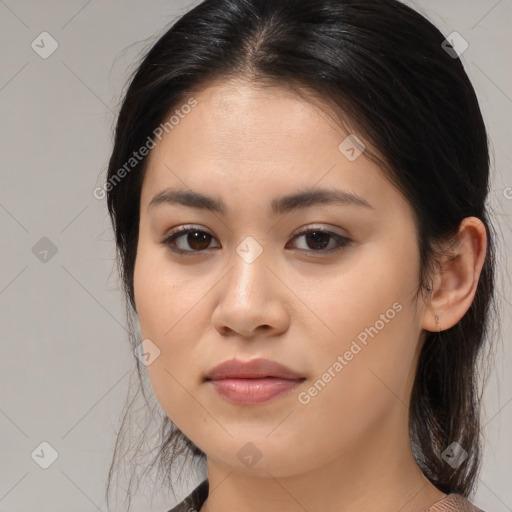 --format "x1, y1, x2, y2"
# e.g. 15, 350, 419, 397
1, 1, 511, 511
